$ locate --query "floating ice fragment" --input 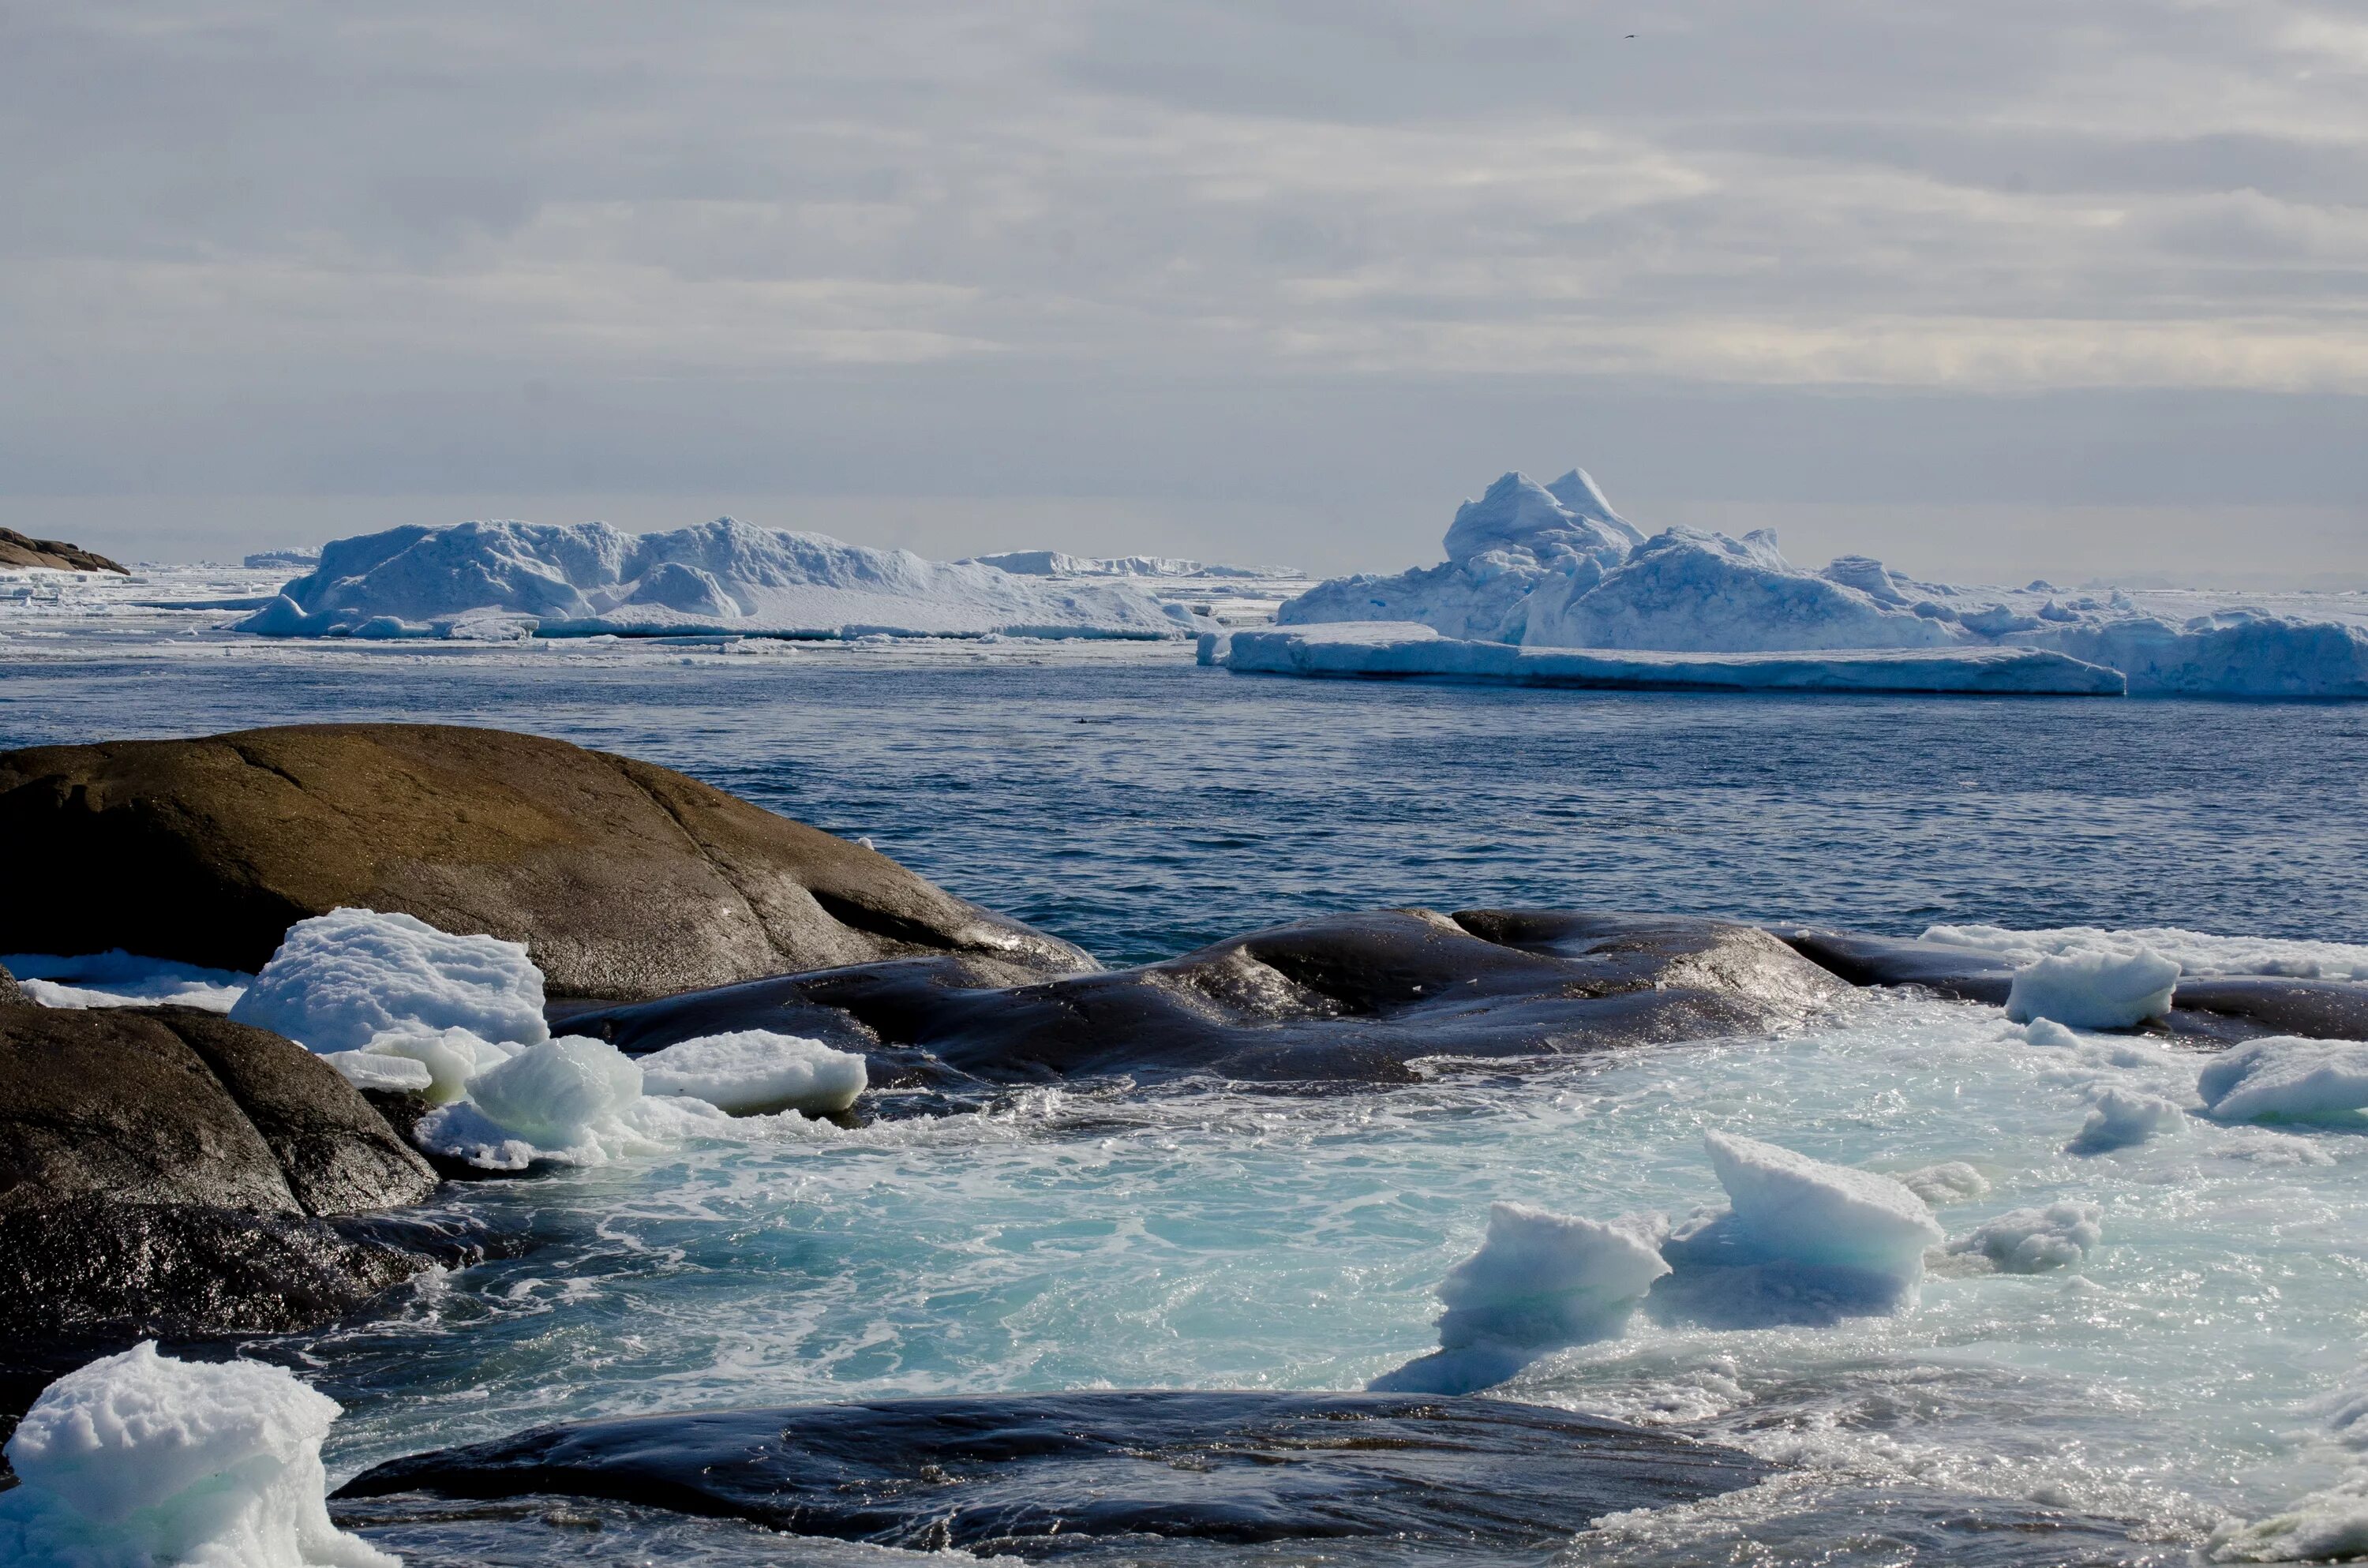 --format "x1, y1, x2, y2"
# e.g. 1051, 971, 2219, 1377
463, 1036, 643, 1151
1895, 1162, 1991, 1206
314, 1050, 435, 1095
1647, 1132, 1944, 1328
228, 908, 549, 1055
0, 1341, 396, 1567
1369, 1203, 1669, 1395
2005, 946, 2179, 1030
635, 1030, 867, 1116
2, 949, 252, 1012
2022, 1018, 2081, 1048
2198, 1038, 2368, 1125
1946, 1202, 2104, 1273
2066, 1087, 2185, 1154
